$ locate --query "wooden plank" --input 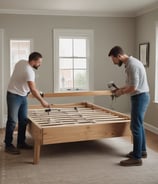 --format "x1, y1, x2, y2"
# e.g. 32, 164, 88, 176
30, 119, 130, 129
28, 115, 129, 127
40, 119, 130, 128
28, 119, 43, 144
28, 102, 86, 109
28, 117, 42, 129
42, 122, 131, 144
29, 90, 112, 98
85, 102, 130, 119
